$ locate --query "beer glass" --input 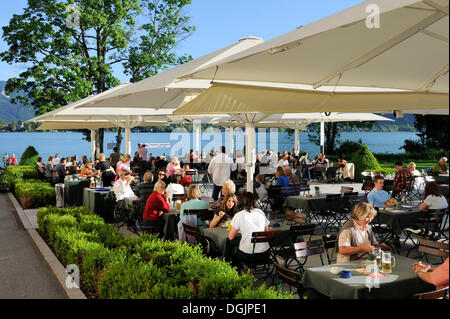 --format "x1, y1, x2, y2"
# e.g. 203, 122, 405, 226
381, 251, 396, 273
176, 200, 181, 212
372, 247, 382, 268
